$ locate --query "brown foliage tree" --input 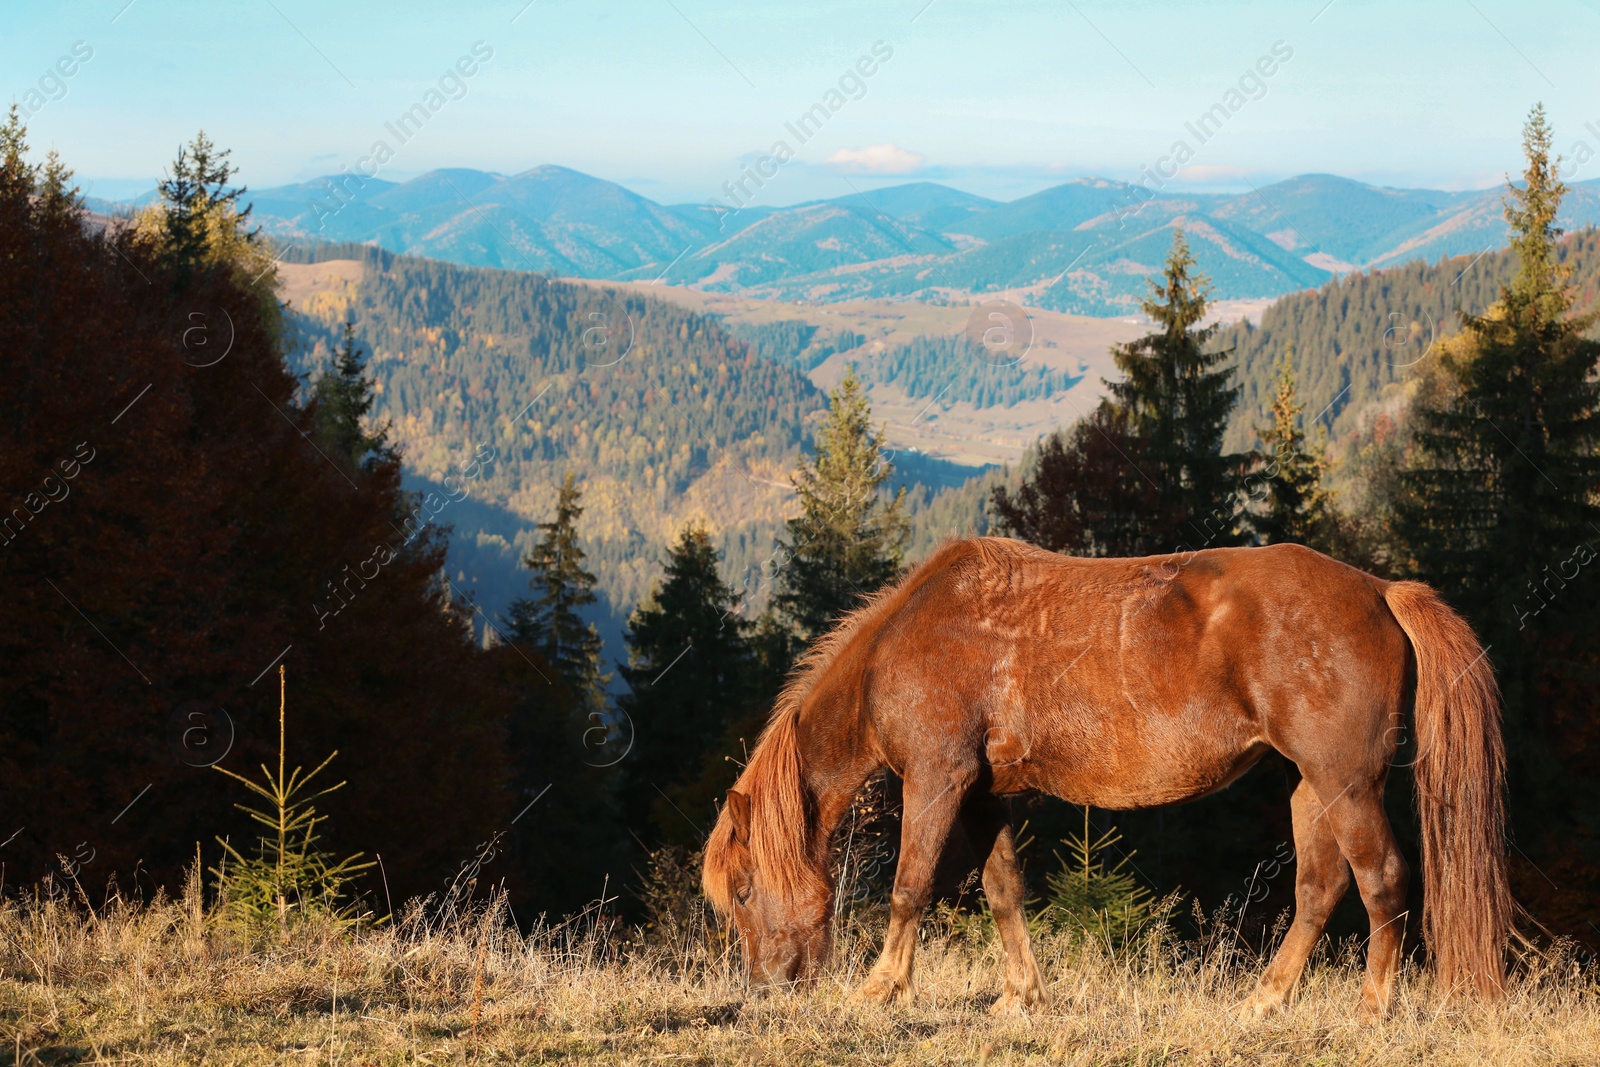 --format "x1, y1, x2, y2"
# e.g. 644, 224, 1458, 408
0, 118, 531, 907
